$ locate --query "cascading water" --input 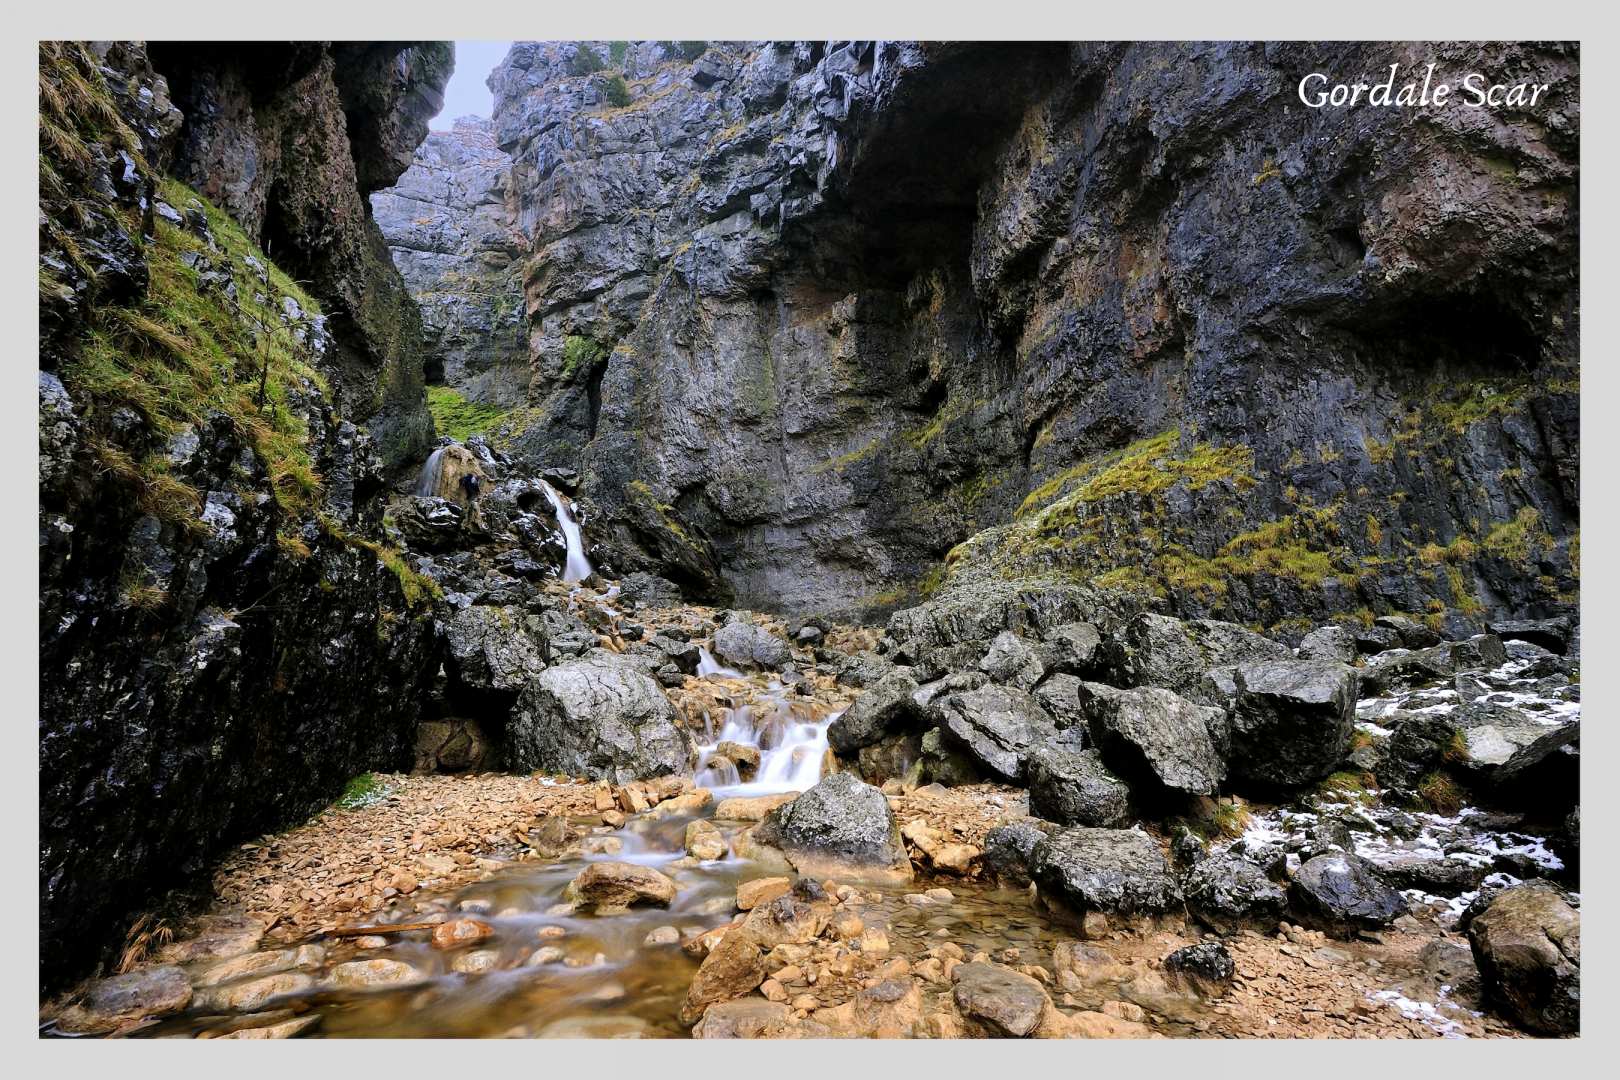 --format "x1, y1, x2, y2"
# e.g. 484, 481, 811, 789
414, 446, 447, 496
695, 646, 742, 679
539, 479, 593, 582
690, 676, 839, 798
